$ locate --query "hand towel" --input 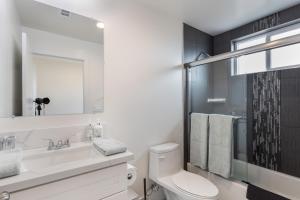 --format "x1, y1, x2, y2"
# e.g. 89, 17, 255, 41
0, 151, 21, 179
0, 162, 21, 179
208, 114, 235, 178
190, 113, 209, 169
93, 138, 127, 156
